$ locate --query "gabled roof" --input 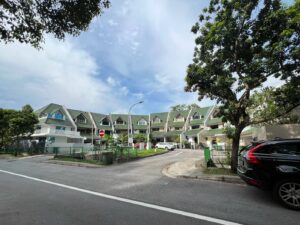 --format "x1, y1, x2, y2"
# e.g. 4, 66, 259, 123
35, 103, 63, 116
150, 112, 168, 122
131, 115, 149, 129
168, 110, 189, 126
35, 103, 73, 127
67, 109, 93, 128
206, 117, 223, 126
111, 114, 128, 122
90, 112, 112, 130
